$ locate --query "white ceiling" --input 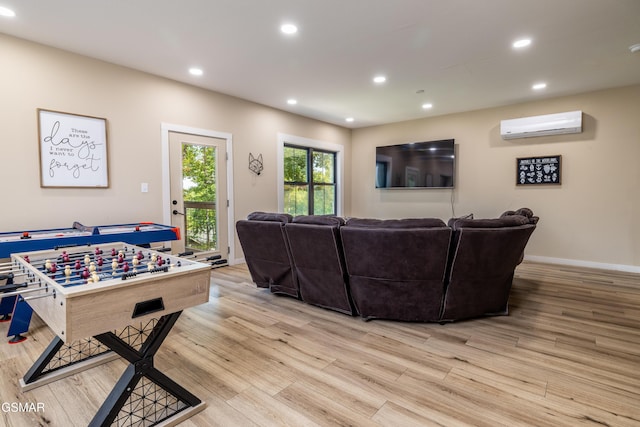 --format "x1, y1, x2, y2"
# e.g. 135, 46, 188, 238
1, 0, 639, 128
